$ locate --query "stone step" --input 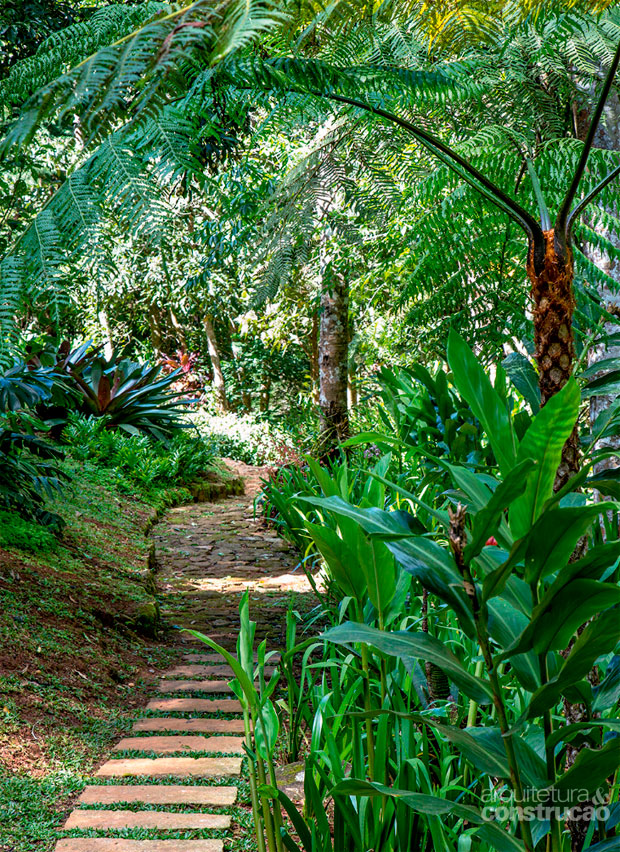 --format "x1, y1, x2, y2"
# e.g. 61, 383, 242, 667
77, 785, 237, 806
162, 665, 276, 679
64, 810, 231, 830
132, 717, 245, 734
146, 698, 242, 713
96, 756, 242, 778
182, 652, 280, 664
114, 735, 244, 754
56, 841, 222, 852
157, 680, 233, 694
